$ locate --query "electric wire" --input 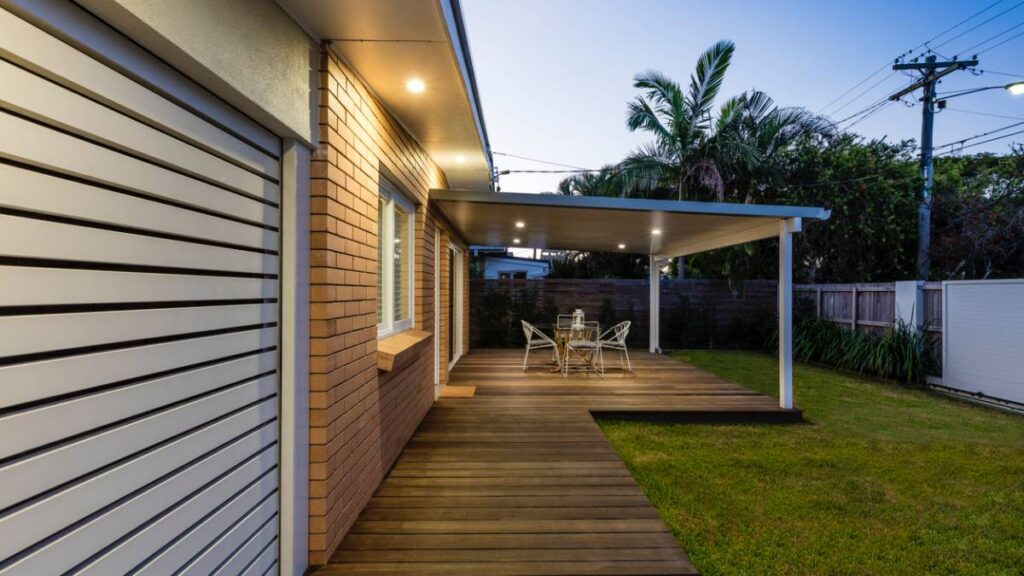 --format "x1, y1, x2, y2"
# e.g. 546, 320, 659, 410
955, 19, 1024, 55
932, 0, 1024, 51
944, 108, 1024, 121
935, 120, 1024, 151
974, 27, 1024, 55
816, 0, 1006, 116
936, 127, 1024, 155
970, 68, 1024, 78
492, 151, 593, 171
